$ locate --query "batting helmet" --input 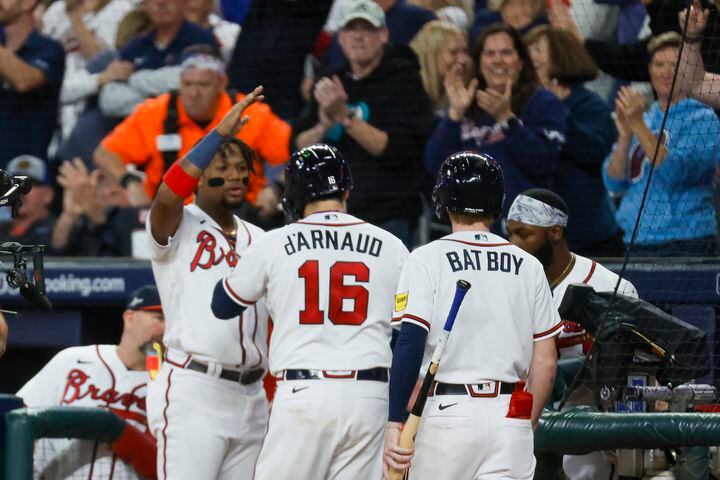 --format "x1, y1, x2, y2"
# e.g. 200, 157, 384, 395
432, 151, 505, 219
282, 144, 353, 221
